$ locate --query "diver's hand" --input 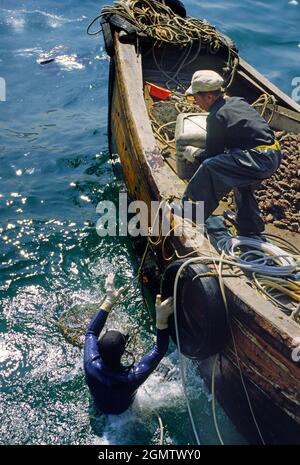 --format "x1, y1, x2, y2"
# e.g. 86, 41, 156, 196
155, 294, 174, 330
102, 273, 124, 312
